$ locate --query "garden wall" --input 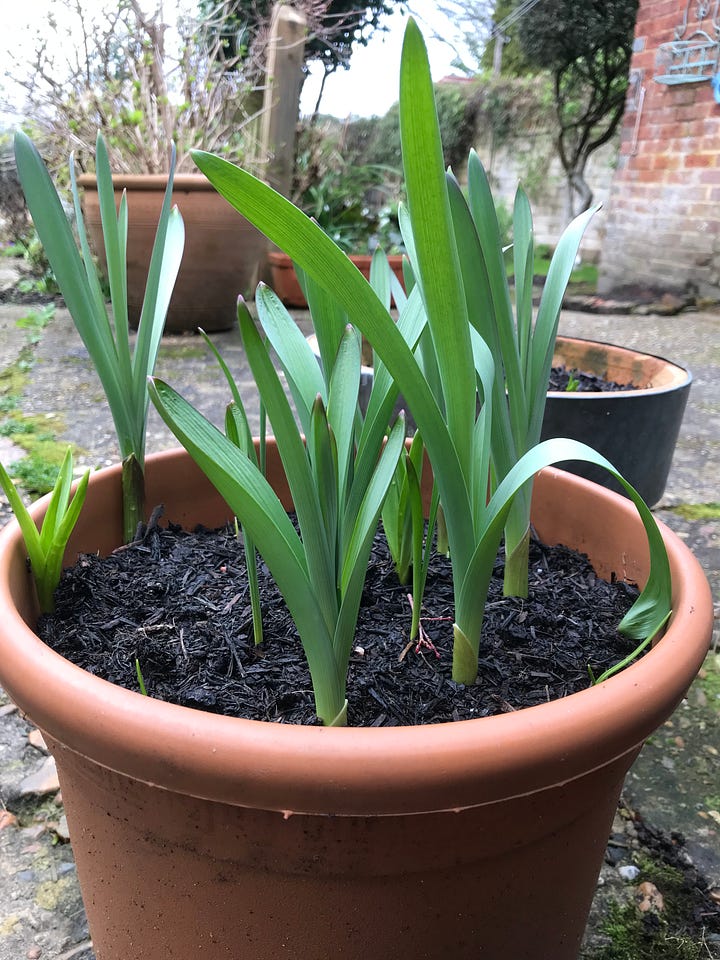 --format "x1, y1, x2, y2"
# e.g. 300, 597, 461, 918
472, 130, 617, 262
598, 0, 720, 299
